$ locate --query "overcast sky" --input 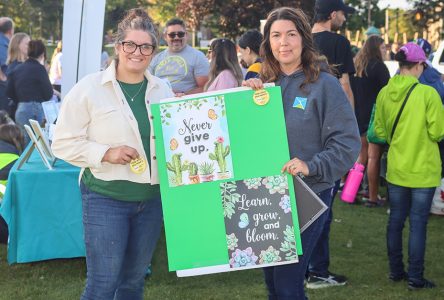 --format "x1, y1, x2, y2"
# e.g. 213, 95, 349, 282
377, 0, 413, 9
